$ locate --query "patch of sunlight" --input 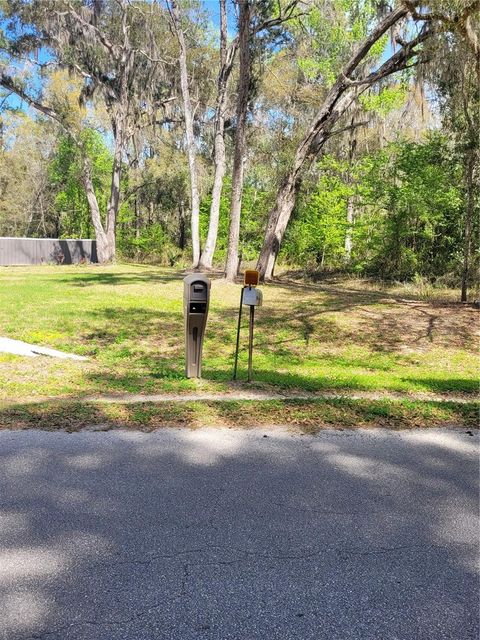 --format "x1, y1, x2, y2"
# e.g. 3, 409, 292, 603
0, 548, 65, 581
407, 430, 478, 454
327, 453, 408, 480
0, 592, 51, 634
0, 511, 29, 536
